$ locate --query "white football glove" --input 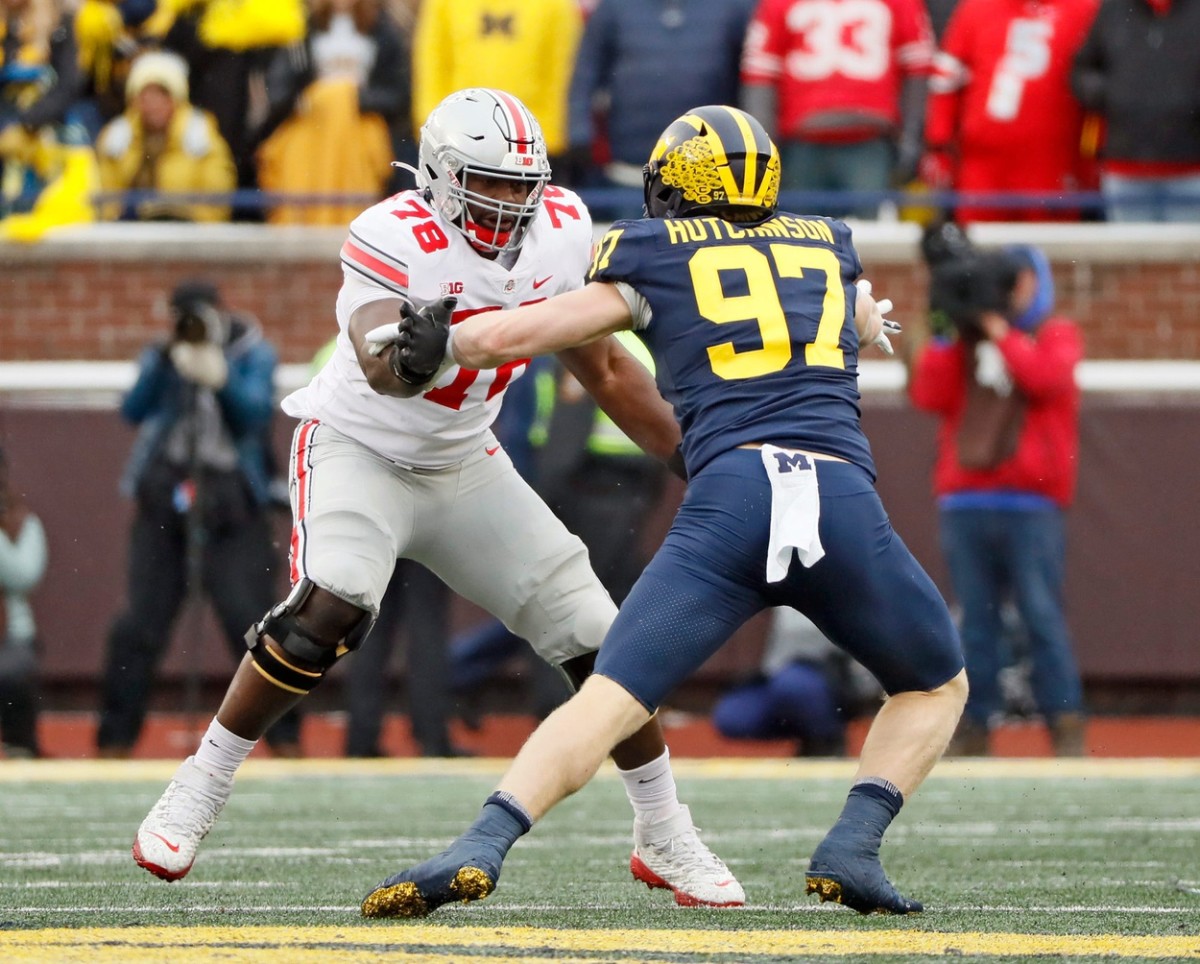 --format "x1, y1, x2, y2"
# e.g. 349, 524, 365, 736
855, 279, 901, 356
